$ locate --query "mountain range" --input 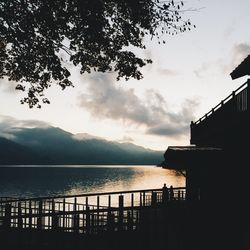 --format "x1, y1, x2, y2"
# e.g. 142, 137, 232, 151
0, 126, 164, 165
